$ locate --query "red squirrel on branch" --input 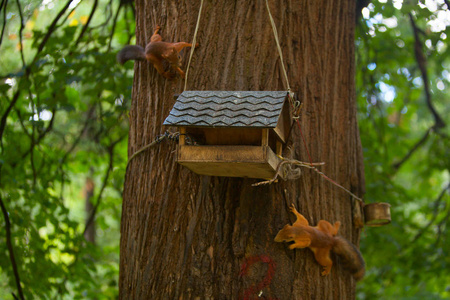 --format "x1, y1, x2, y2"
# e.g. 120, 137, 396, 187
274, 204, 365, 281
117, 25, 198, 79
